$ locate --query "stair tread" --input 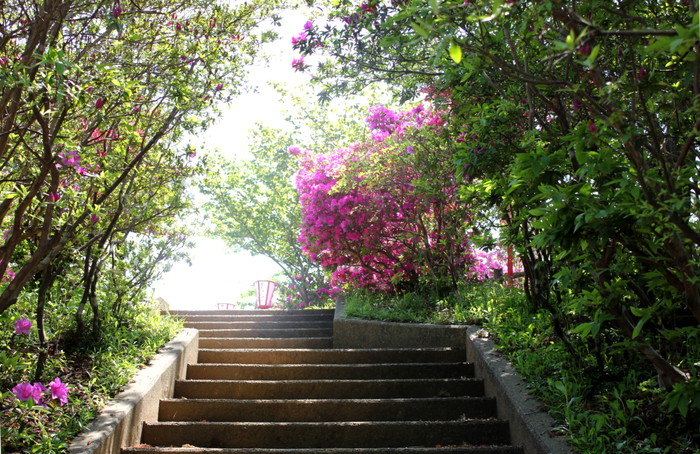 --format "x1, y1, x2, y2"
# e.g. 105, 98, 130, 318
124, 447, 522, 453
161, 396, 491, 403
178, 378, 478, 383
189, 362, 469, 367
198, 348, 464, 352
